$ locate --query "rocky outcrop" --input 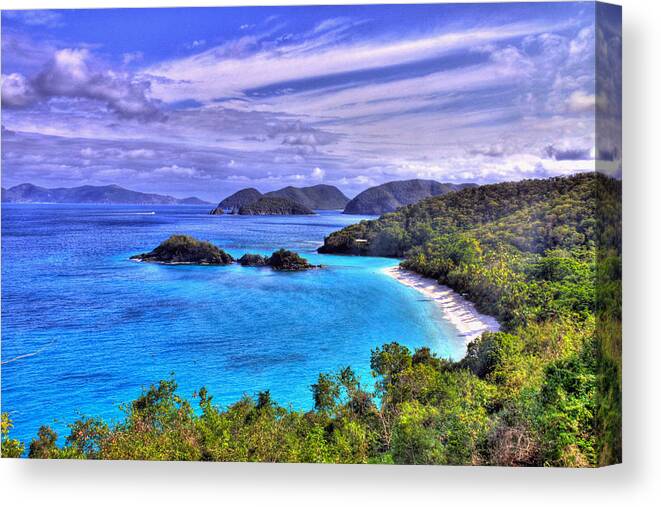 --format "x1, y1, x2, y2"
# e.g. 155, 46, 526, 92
267, 249, 317, 271
239, 250, 318, 270
238, 197, 314, 215
238, 253, 268, 266
130, 235, 234, 265
131, 237, 318, 271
